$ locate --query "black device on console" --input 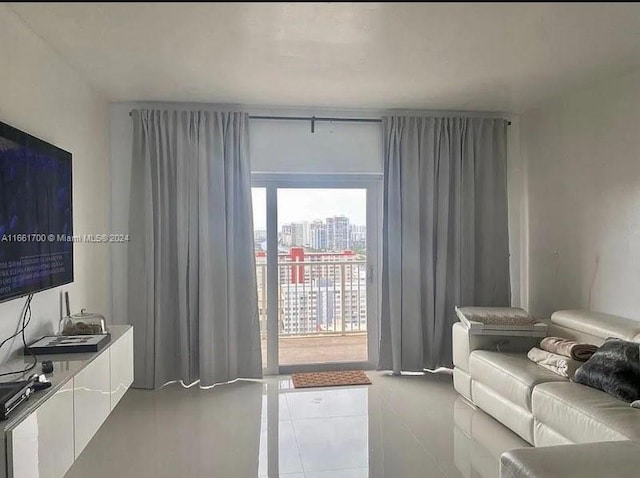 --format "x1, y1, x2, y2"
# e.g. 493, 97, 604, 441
0, 374, 53, 420
0, 379, 35, 420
